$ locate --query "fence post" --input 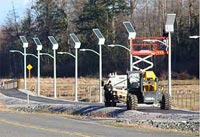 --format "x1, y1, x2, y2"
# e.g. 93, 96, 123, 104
185, 93, 188, 108
173, 90, 176, 107
177, 92, 180, 107
181, 93, 183, 108
193, 92, 196, 108
89, 87, 91, 102
190, 93, 192, 109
